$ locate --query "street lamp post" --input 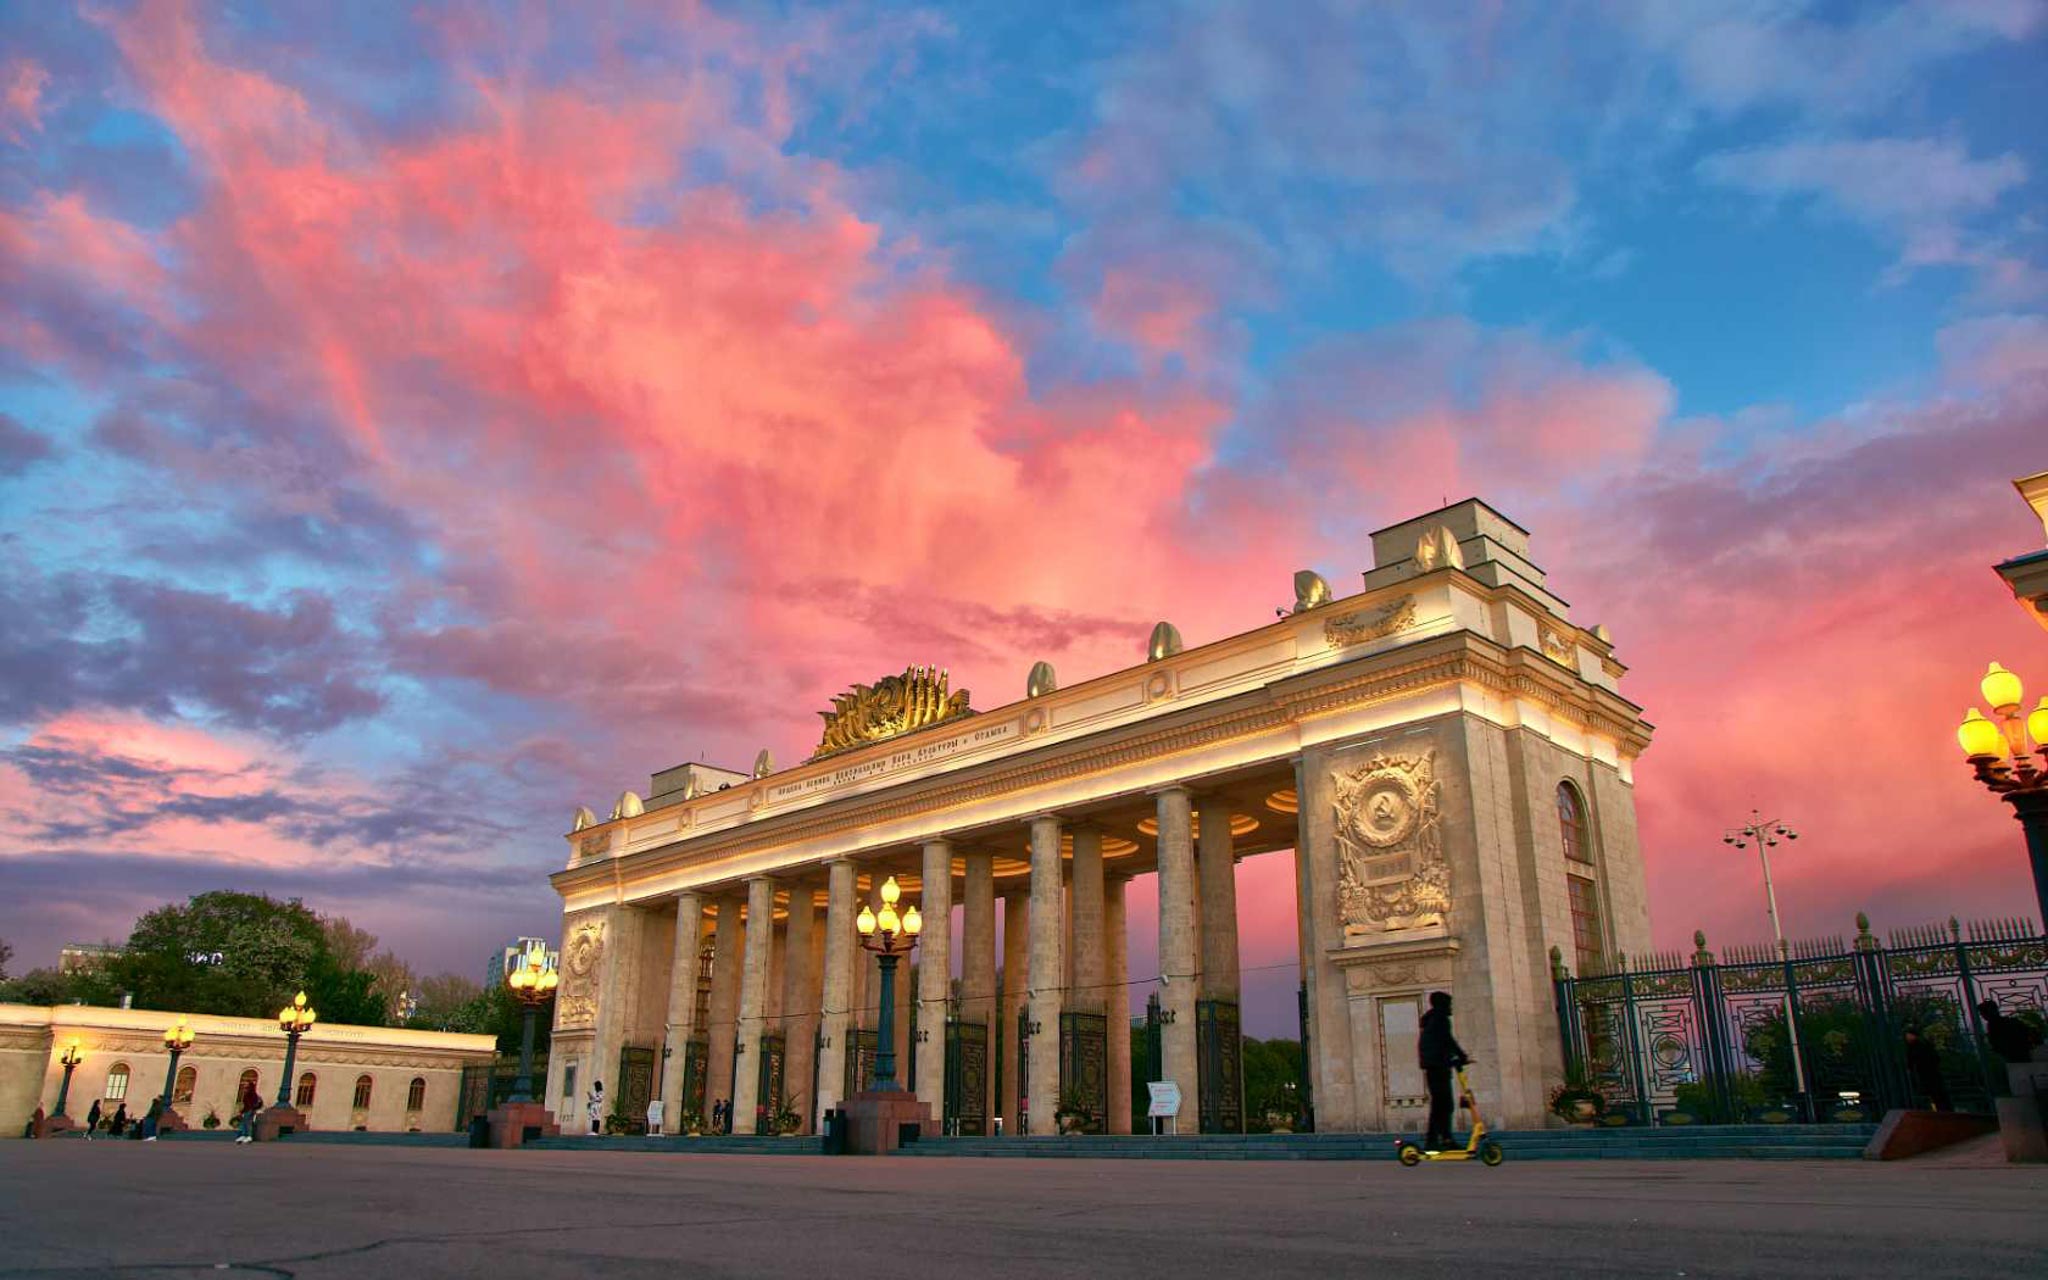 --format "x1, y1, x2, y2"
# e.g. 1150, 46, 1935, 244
53, 1041, 83, 1121
1723, 813, 1811, 1118
505, 942, 560, 1104
855, 875, 923, 1091
1956, 662, 2048, 930
273, 991, 317, 1108
158, 1017, 194, 1128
